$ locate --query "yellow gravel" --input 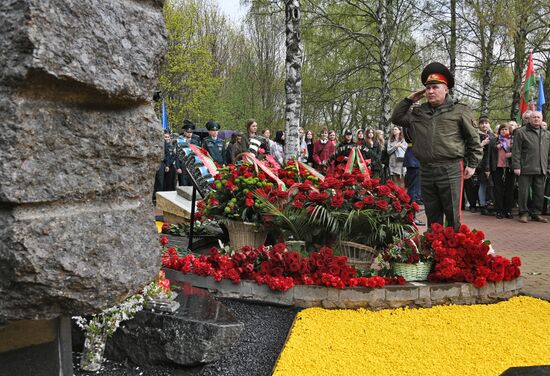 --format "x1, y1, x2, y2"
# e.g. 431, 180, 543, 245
274, 296, 550, 376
